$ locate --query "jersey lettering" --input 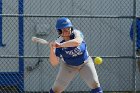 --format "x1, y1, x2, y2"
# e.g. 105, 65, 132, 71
65, 47, 83, 57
